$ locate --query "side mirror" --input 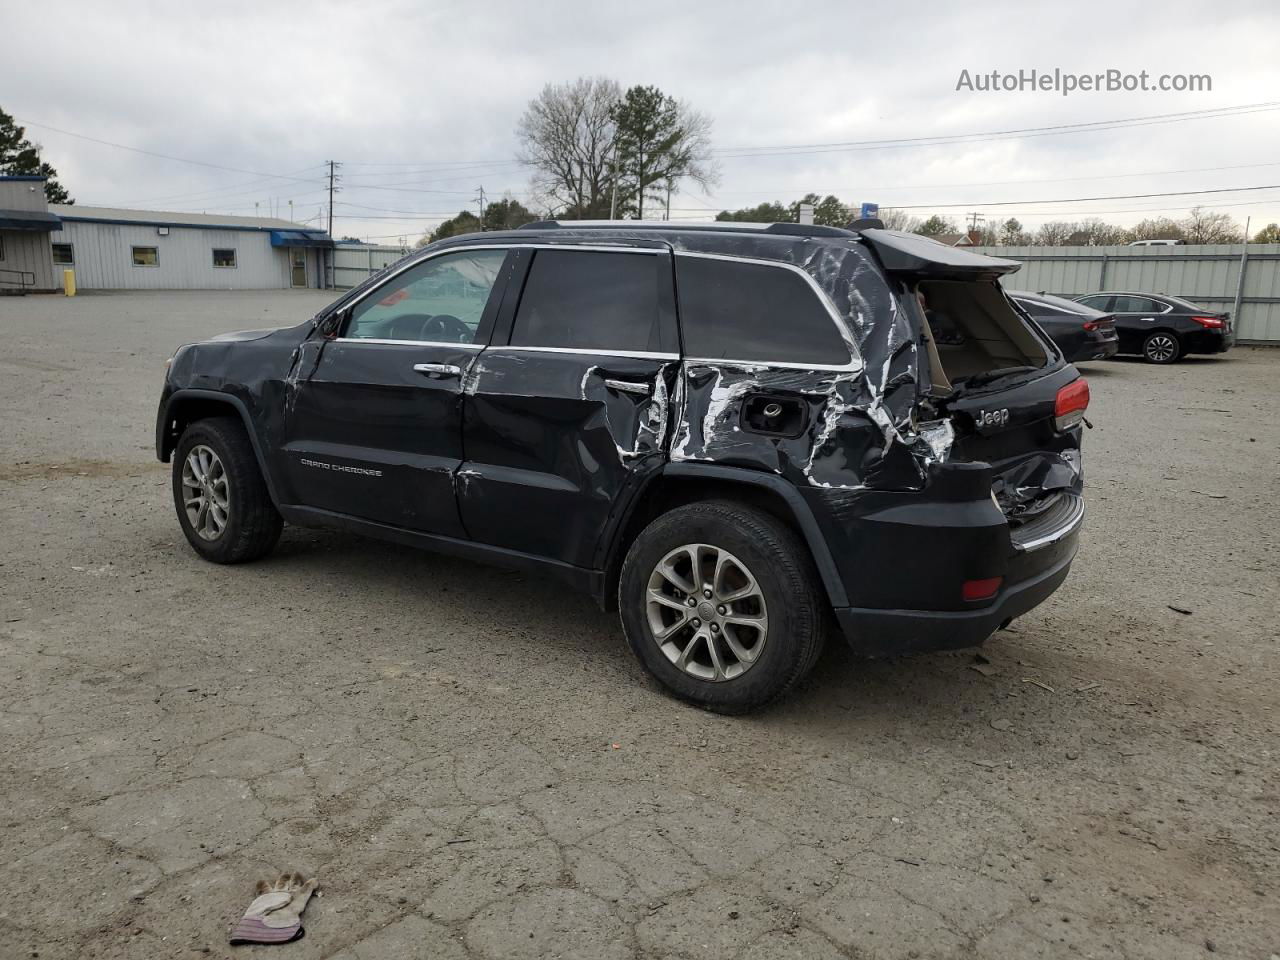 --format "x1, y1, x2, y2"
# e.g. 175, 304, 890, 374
315, 307, 347, 340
